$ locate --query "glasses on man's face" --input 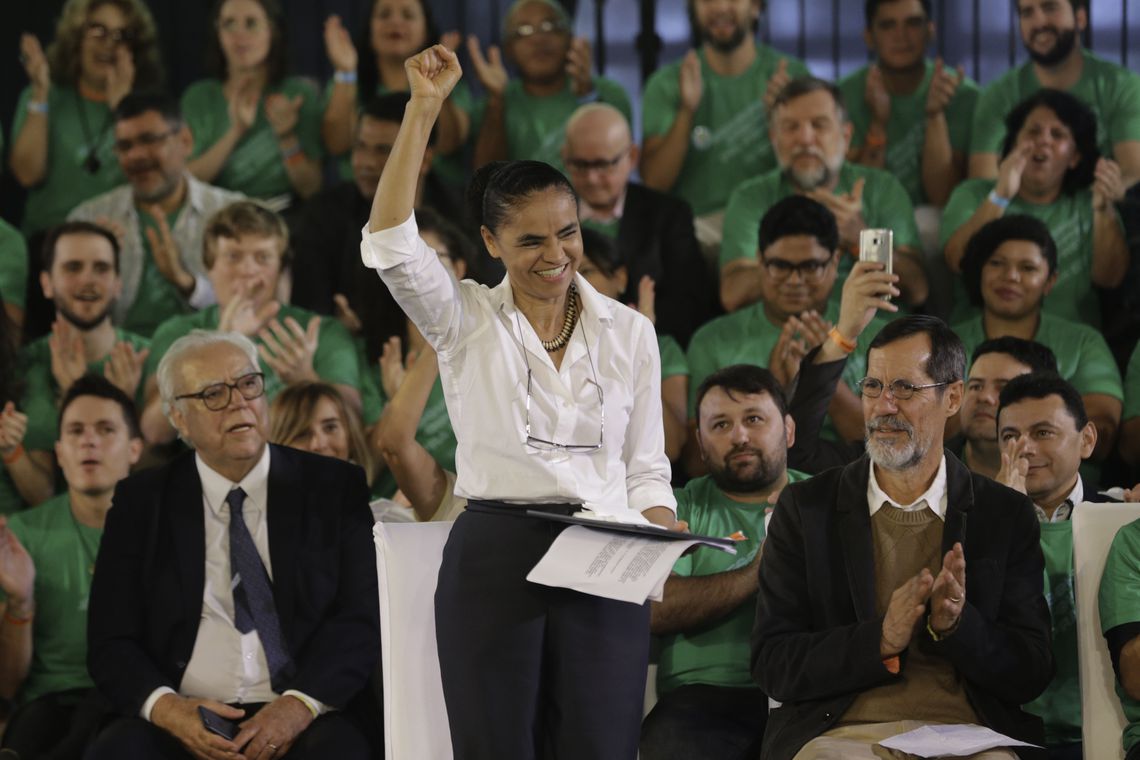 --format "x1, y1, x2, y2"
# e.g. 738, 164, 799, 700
112, 130, 175, 155
175, 372, 265, 411
510, 19, 569, 39
857, 377, 950, 401
760, 254, 835, 282
85, 22, 134, 45
566, 147, 630, 175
